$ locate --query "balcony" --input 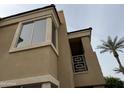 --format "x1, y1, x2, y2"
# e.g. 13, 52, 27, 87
72, 55, 88, 73
69, 38, 88, 73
